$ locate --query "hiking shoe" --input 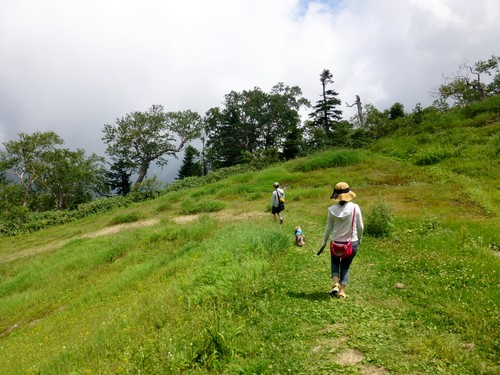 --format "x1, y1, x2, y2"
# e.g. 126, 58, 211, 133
329, 284, 340, 298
